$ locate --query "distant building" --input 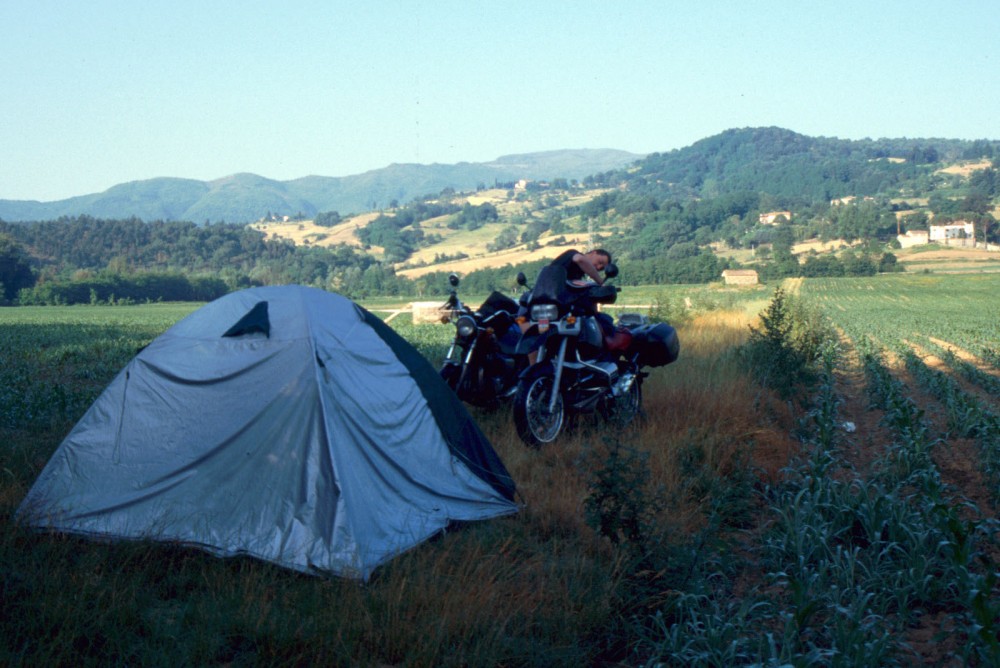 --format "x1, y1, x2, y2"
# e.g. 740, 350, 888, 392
721, 269, 759, 285
411, 301, 448, 325
830, 196, 875, 206
897, 230, 929, 248
898, 221, 976, 248
896, 220, 976, 248
930, 221, 975, 245
759, 211, 792, 225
